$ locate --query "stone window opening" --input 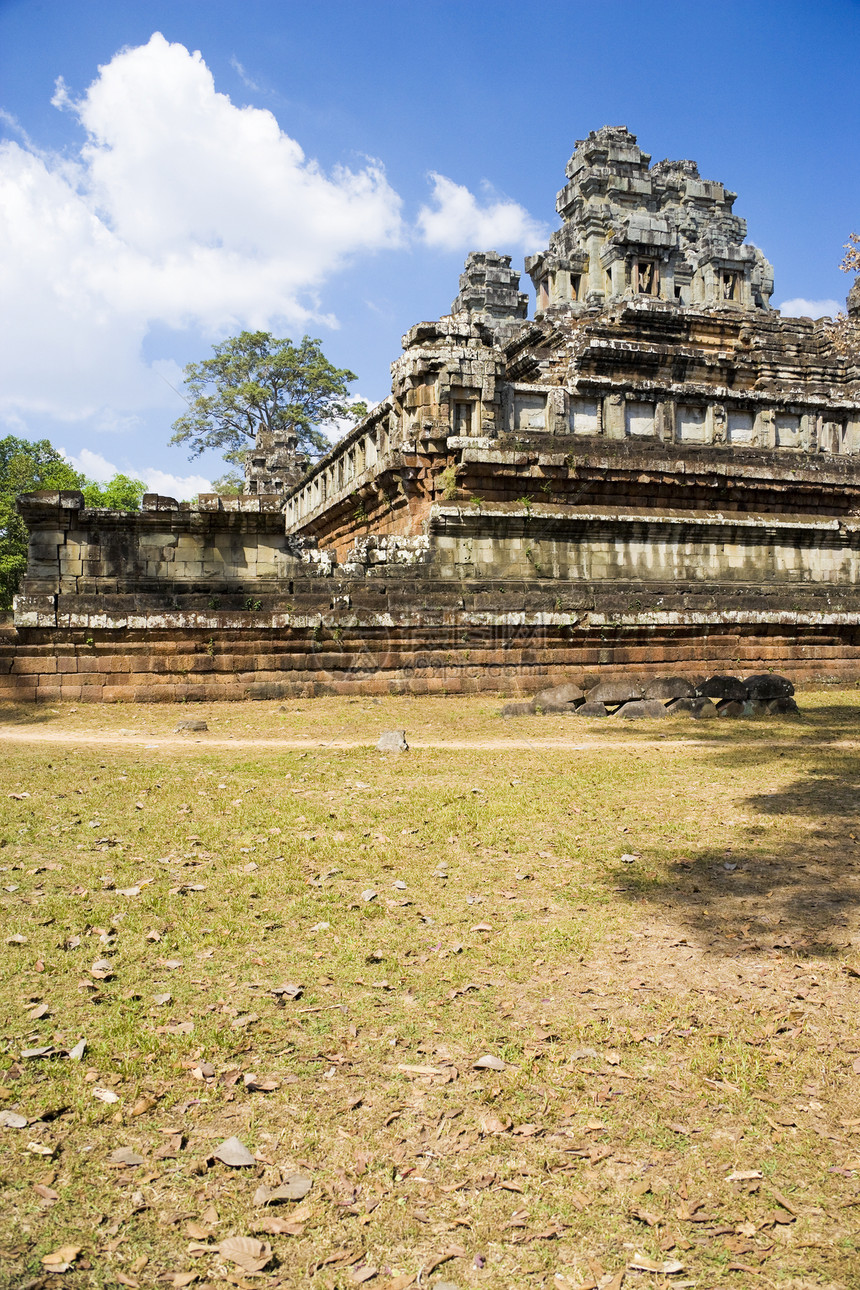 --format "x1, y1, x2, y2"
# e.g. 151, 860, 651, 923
453, 401, 475, 435
625, 400, 656, 438
633, 259, 659, 297
727, 410, 754, 445
720, 271, 740, 302
537, 278, 550, 311
570, 275, 581, 302
570, 398, 600, 436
